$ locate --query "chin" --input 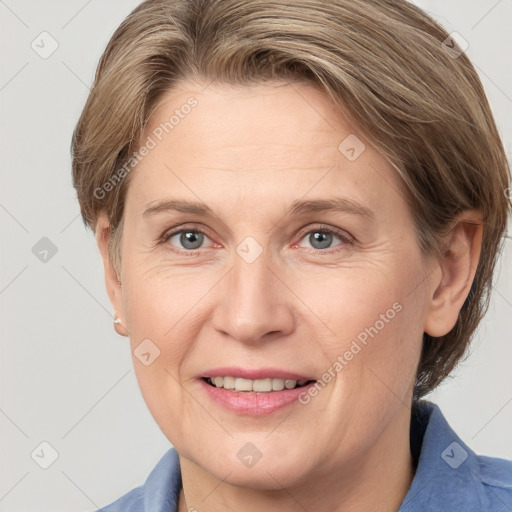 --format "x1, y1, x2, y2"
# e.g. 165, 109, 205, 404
183, 440, 314, 491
